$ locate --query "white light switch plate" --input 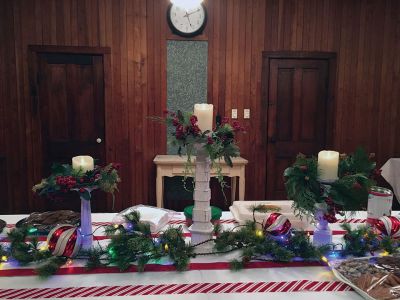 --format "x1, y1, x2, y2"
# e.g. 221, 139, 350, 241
231, 109, 238, 119
244, 109, 250, 119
